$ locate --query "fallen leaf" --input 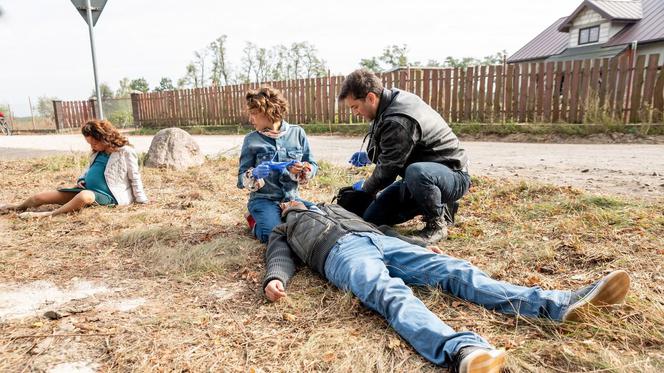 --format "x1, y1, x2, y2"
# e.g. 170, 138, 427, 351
322, 351, 336, 362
